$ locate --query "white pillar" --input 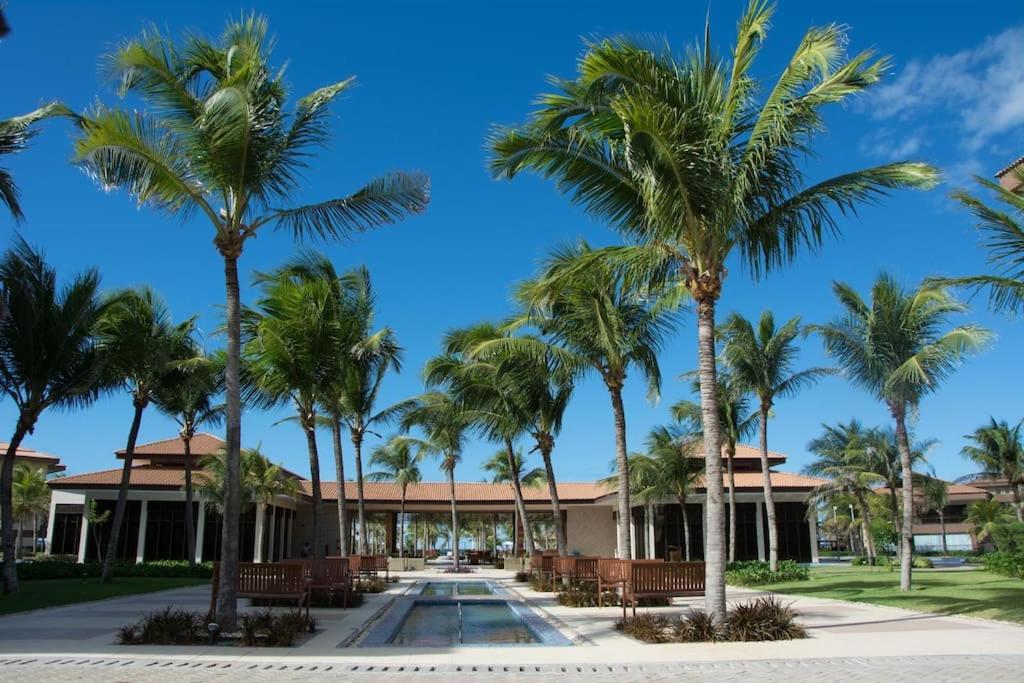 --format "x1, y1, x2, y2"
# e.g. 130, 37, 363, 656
254, 503, 266, 563
44, 497, 58, 556
135, 500, 148, 564
755, 502, 766, 562
646, 503, 656, 559
77, 495, 90, 563
194, 501, 206, 564
267, 505, 277, 562
809, 515, 820, 564
629, 510, 637, 559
